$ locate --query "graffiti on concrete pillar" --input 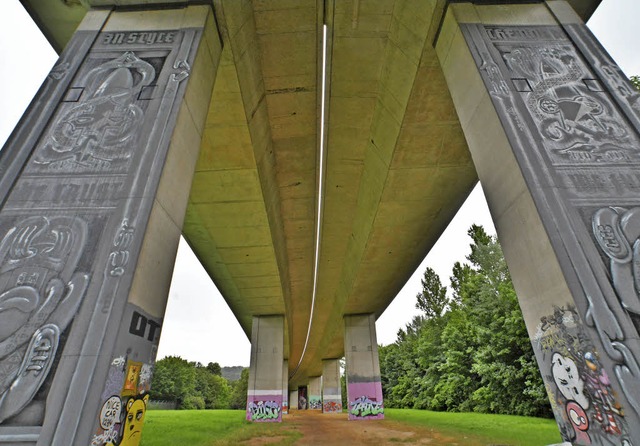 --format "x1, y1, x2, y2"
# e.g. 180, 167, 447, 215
462, 23, 640, 440
34, 51, 154, 173
0, 215, 89, 424
323, 401, 342, 413
349, 396, 384, 419
91, 354, 154, 446
534, 305, 629, 444
309, 397, 322, 410
247, 400, 281, 421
